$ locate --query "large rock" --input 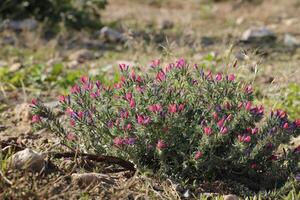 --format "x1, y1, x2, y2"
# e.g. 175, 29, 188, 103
9, 148, 45, 172
2, 19, 38, 31
241, 27, 276, 43
71, 173, 115, 187
98, 26, 126, 43
284, 33, 300, 48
